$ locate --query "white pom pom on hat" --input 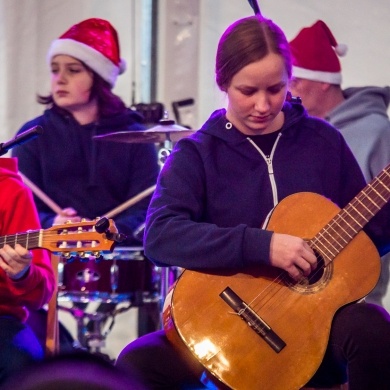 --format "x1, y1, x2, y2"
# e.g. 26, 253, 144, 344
47, 18, 126, 88
289, 20, 348, 84
335, 43, 348, 57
